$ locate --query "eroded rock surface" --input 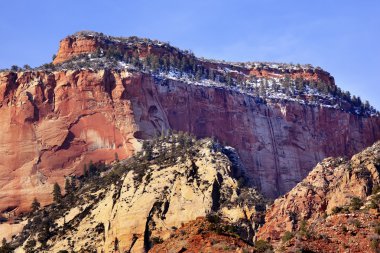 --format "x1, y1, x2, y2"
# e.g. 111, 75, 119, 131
1, 32, 380, 213
257, 141, 380, 252
9, 137, 262, 253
